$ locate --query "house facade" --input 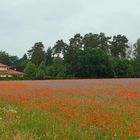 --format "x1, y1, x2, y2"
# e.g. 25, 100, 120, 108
0, 63, 24, 77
